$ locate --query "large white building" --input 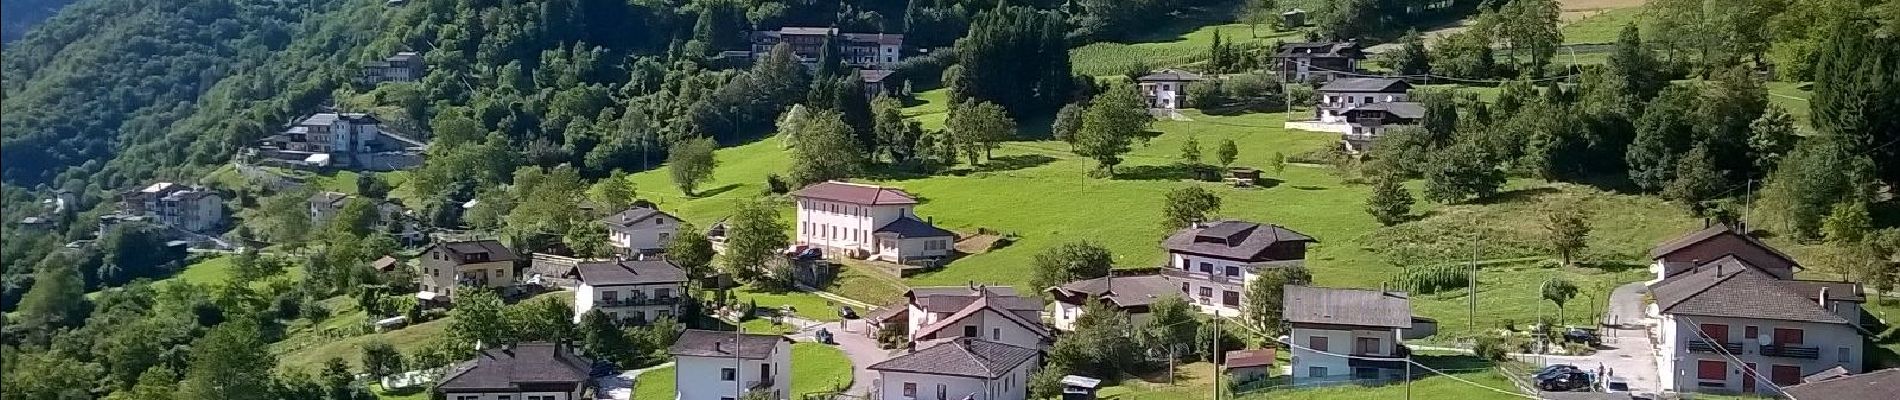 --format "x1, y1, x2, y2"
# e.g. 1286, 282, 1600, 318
792, 181, 954, 262
1315, 78, 1411, 123
417, 240, 520, 302
599, 207, 680, 255
434, 342, 593, 400
118, 182, 224, 233
1160, 220, 1315, 316
669, 330, 793, 400
1283, 285, 1413, 385
1136, 69, 1206, 110
1650, 257, 1865, 395
869, 338, 1040, 400
571, 259, 687, 325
